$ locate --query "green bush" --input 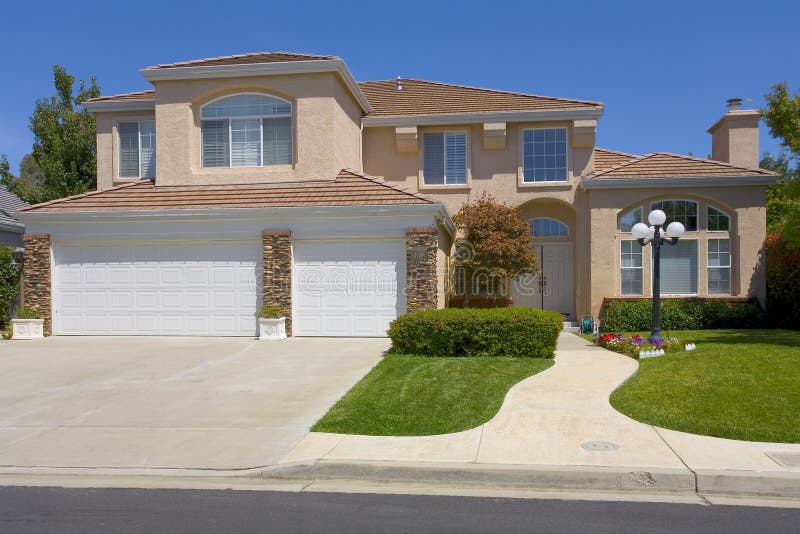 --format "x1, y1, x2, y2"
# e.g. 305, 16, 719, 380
254, 304, 285, 319
603, 298, 765, 332
388, 307, 563, 358
765, 233, 800, 329
0, 247, 21, 328
16, 307, 40, 320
